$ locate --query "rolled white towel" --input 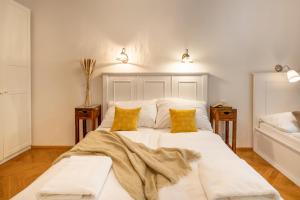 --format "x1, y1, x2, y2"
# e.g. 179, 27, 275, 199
37, 156, 112, 200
